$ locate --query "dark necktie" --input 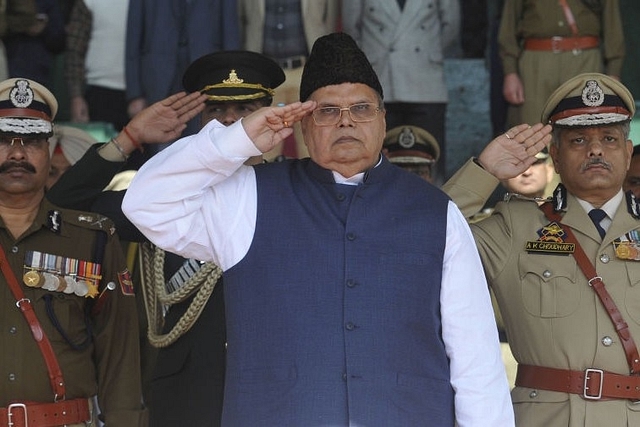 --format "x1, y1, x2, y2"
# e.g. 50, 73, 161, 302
588, 208, 607, 239
397, 0, 406, 10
